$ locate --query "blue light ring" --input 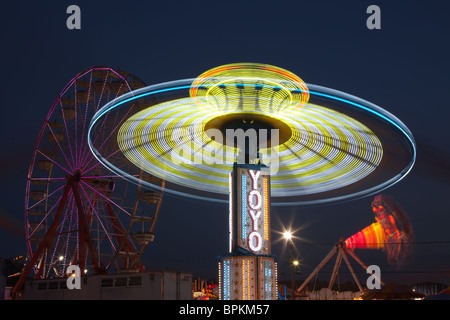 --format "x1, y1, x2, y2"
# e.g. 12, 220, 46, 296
88, 80, 416, 206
